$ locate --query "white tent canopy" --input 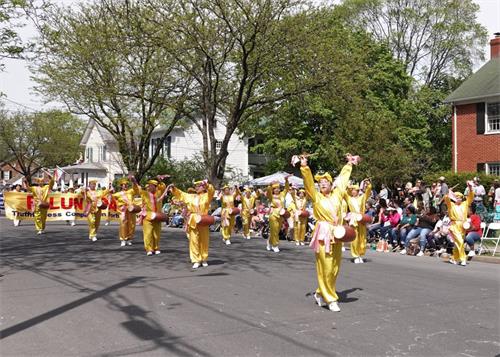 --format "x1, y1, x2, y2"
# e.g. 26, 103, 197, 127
247, 171, 303, 187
